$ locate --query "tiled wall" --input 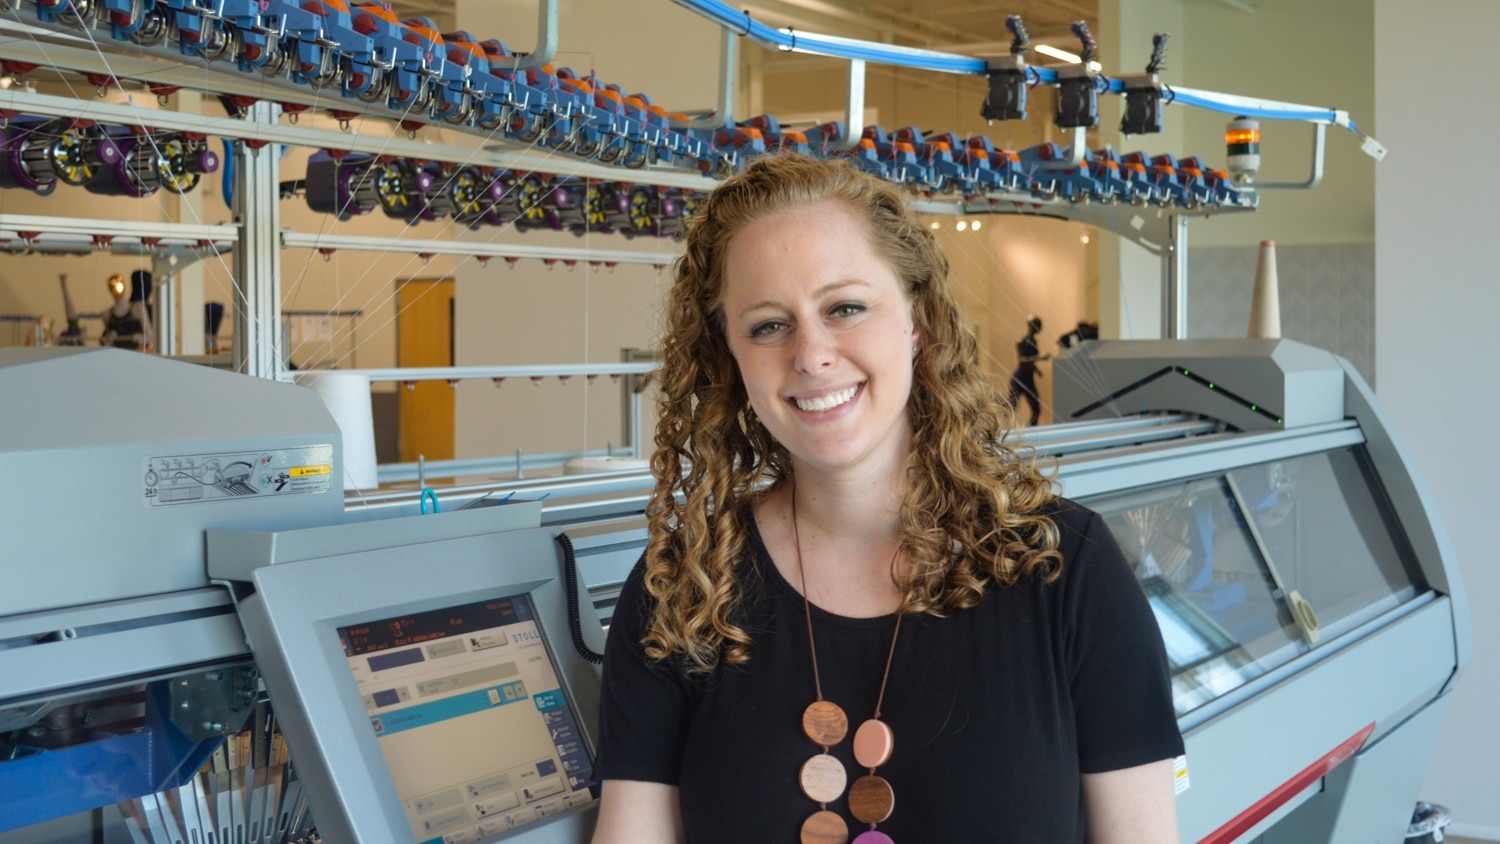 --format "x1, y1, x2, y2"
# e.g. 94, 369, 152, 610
1187, 244, 1375, 386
